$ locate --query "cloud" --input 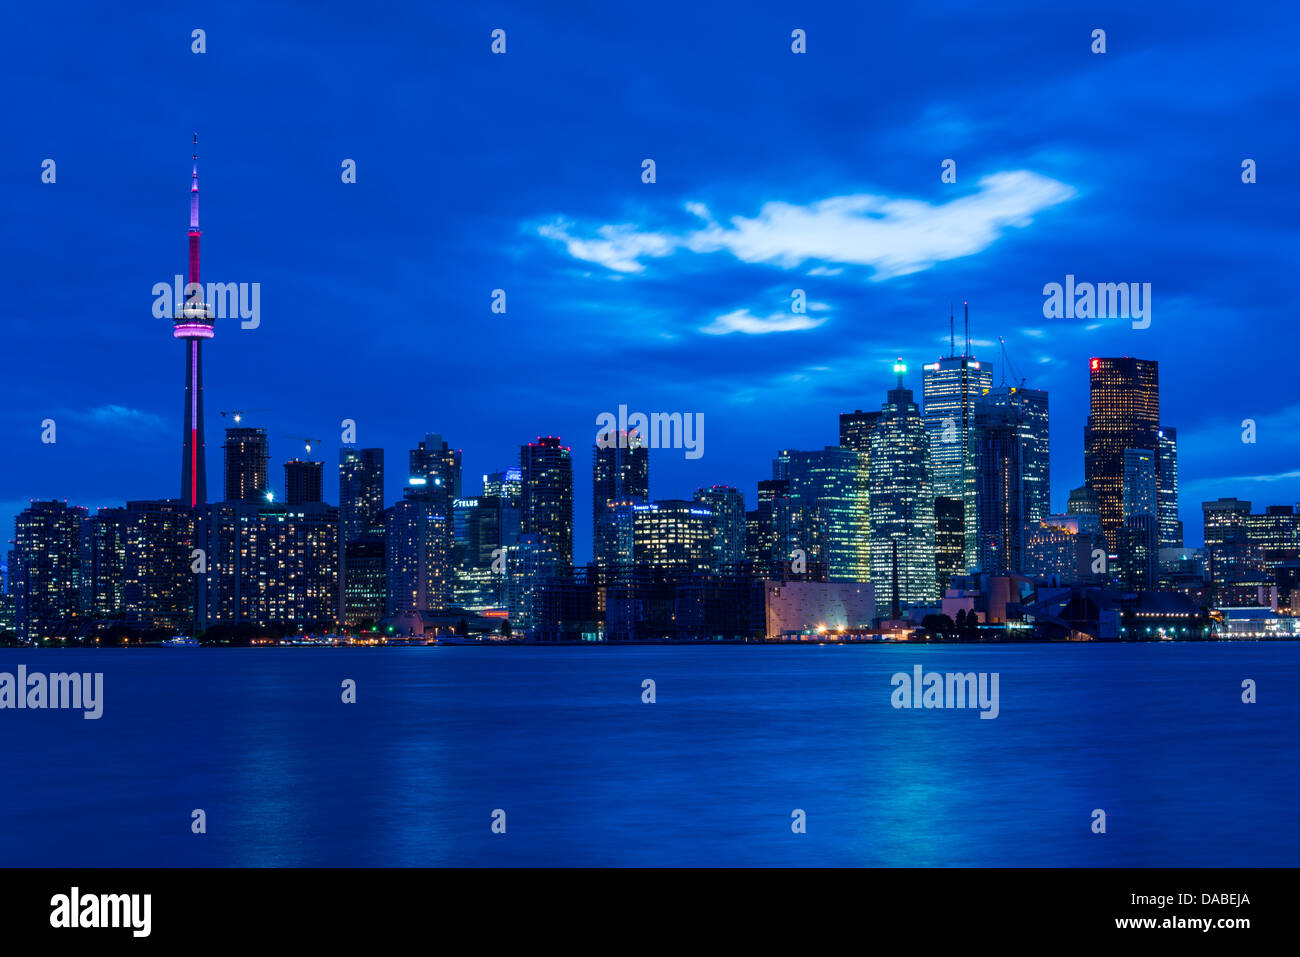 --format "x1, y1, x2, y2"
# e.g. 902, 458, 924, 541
539, 171, 1075, 279
701, 308, 829, 336
70, 405, 167, 431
